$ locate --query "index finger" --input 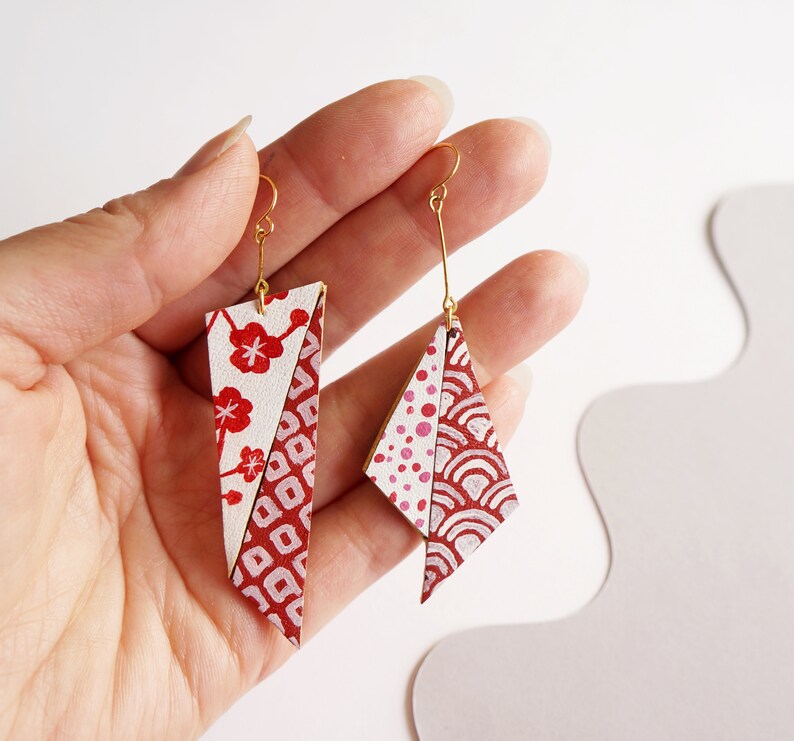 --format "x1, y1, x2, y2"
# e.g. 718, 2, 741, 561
137, 78, 451, 353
